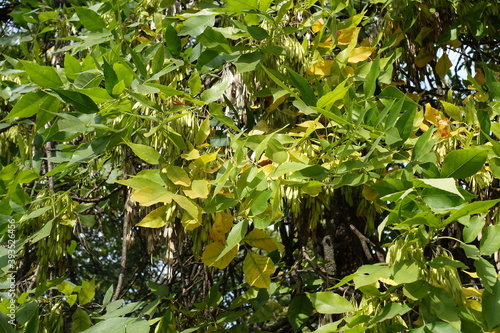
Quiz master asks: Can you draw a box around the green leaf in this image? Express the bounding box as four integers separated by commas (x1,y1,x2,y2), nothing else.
20,60,63,88
483,63,500,101
412,126,438,163
54,89,99,114
364,56,380,97
480,223,500,255
198,27,232,53
288,295,313,332
482,278,500,331
414,178,464,199
248,26,269,40
250,190,272,215
243,252,275,288
16,300,38,325
103,59,118,96
126,142,165,164
74,71,103,89
78,317,127,332
204,195,238,213
201,80,229,104
225,0,259,11
392,260,420,284
72,308,92,333
461,216,485,243
165,24,182,57
369,303,411,325
217,220,248,261
30,220,53,244
474,257,497,293
392,107,416,146
64,53,82,81
179,15,216,37
3,91,60,120
287,68,317,106
440,149,488,179
79,278,95,305
443,199,500,225
235,52,264,73
428,256,468,269
74,6,106,31
188,70,202,95
316,79,349,109
307,292,354,314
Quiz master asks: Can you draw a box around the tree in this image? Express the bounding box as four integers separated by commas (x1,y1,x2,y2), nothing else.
1,0,500,331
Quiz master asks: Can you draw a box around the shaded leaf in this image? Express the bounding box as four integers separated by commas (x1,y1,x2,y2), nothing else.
440,149,488,179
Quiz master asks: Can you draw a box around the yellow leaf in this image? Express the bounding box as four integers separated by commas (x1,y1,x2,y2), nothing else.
296,120,325,129
362,185,378,201
202,242,238,269
415,48,433,68
243,252,275,289
315,36,333,48
436,53,452,80
337,27,360,45
462,287,483,298
436,116,451,138
181,149,200,160
166,165,191,187
306,60,334,76
131,187,173,206
466,299,482,311
312,18,324,33
463,271,479,279
136,205,169,228
474,68,486,86
344,65,355,78
424,103,439,124
348,47,375,63
183,179,210,199
378,277,398,286
244,229,278,252
209,212,234,244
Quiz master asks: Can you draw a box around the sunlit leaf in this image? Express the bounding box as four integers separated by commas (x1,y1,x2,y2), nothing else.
348,47,376,63
136,205,169,228
243,229,278,252
209,212,234,243
20,60,63,88
307,292,354,314
166,165,191,187
243,252,275,288
183,179,210,199
202,242,238,269
131,187,173,206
